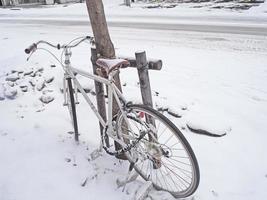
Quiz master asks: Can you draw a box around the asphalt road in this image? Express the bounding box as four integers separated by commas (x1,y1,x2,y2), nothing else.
1,18,267,36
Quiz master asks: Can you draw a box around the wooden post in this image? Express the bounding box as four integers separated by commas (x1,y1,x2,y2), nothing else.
120,57,162,71
91,48,109,147
135,51,158,141
125,0,131,6
135,51,153,108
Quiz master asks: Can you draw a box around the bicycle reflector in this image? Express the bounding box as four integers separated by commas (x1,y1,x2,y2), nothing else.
139,112,145,118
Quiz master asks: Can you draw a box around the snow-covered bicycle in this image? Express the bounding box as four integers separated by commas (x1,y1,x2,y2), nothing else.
25,36,200,198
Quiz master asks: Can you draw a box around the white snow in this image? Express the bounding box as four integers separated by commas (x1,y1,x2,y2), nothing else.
249,0,267,14
3,84,17,99
5,72,20,82
186,113,232,136
0,1,267,200
0,84,5,100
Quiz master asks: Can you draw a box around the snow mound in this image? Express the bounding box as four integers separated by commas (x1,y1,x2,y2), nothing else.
0,67,56,103
186,114,231,137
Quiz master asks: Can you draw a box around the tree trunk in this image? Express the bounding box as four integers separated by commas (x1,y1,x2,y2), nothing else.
86,0,125,159
86,0,115,58
86,0,122,113
125,0,131,6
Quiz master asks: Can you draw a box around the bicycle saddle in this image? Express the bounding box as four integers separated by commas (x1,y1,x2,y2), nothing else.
96,58,130,77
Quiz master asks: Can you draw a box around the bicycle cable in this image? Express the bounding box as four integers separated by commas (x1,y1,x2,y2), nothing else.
36,48,65,68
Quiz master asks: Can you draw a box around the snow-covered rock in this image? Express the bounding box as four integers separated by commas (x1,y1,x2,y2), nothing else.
6,81,15,87
3,85,17,99
5,73,20,82
24,69,34,76
20,86,28,92
36,81,45,91
29,79,36,87
37,67,44,73
45,75,54,84
42,89,54,95
39,94,54,104
186,114,231,137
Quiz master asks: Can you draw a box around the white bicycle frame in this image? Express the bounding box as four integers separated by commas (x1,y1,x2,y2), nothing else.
62,48,131,146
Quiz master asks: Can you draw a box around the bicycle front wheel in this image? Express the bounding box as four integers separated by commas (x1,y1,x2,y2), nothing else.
116,104,200,198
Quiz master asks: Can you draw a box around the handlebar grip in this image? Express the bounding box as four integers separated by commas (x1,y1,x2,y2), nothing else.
25,43,37,54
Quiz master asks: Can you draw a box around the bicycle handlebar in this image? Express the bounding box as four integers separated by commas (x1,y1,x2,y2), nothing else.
25,43,37,54
24,36,94,54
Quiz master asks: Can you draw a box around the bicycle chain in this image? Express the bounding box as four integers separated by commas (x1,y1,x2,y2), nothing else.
101,128,147,156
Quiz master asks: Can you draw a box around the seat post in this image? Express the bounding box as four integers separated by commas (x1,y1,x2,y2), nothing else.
108,69,119,81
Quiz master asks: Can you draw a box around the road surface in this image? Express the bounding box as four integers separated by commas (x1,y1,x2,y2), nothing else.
0,17,267,36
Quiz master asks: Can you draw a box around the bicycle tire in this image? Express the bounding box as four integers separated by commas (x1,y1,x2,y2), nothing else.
66,78,79,141
116,104,200,198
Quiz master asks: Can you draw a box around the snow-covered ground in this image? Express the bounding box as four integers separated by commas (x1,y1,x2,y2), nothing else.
0,0,267,22
1,1,267,200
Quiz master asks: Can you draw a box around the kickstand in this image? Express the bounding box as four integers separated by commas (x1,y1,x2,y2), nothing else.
116,162,139,190
123,163,139,192
90,144,103,161
119,163,153,200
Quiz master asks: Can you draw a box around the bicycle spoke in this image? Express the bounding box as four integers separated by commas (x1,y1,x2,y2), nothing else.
146,160,150,179
161,162,190,189
171,148,185,151
169,142,182,148
163,134,175,145
156,119,161,135
149,160,153,181
168,157,192,167
161,161,183,192
171,156,190,159
164,158,193,178
158,164,171,192
158,126,168,139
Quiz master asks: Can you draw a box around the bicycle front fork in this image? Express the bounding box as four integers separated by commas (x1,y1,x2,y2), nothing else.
63,73,79,106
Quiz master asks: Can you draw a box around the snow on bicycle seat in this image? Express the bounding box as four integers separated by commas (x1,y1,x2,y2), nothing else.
96,58,130,76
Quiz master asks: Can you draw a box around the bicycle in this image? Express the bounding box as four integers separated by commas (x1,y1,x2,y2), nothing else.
25,36,200,198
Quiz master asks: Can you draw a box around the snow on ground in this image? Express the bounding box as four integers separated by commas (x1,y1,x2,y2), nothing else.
0,0,267,24
1,1,267,200
249,0,267,14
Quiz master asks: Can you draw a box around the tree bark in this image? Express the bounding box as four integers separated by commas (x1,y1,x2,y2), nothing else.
86,0,115,58
125,0,131,6
86,0,123,113
86,0,125,159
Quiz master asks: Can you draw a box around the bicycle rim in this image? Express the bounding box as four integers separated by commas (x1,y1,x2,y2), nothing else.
116,104,200,198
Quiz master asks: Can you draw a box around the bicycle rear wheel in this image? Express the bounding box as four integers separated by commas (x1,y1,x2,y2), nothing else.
66,78,79,141
116,104,200,198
